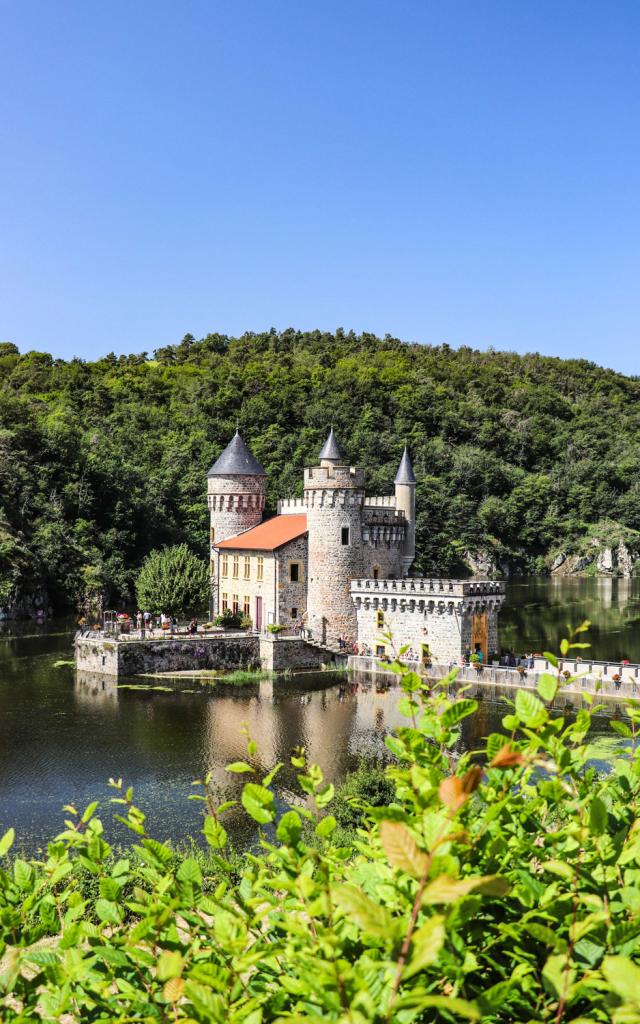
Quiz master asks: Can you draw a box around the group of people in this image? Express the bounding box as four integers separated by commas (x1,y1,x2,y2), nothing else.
132,612,199,636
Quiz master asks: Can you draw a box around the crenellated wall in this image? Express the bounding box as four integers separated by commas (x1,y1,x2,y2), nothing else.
351,578,506,662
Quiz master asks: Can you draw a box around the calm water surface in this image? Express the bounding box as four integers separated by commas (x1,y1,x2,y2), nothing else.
0,576,633,851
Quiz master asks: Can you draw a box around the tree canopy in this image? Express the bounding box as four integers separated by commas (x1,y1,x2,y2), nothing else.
1,329,639,611
135,544,210,617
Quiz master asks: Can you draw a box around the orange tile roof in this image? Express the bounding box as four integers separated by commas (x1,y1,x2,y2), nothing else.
215,514,307,552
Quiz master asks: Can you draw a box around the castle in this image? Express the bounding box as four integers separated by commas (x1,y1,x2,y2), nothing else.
208,430,504,662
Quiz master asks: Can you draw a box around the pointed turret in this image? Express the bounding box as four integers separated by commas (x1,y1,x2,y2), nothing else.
318,428,344,464
394,446,416,576
394,446,416,485
207,430,266,477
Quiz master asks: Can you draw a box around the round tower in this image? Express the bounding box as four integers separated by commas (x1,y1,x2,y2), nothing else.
394,446,417,577
304,429,365,646
207,429,267,564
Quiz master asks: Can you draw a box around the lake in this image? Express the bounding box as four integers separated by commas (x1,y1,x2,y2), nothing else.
0,575,634,851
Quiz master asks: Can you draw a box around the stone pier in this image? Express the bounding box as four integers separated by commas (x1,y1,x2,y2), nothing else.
74,630,346,677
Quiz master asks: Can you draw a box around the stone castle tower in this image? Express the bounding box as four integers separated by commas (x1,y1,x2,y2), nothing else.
207,429,267,559
304,429,366,646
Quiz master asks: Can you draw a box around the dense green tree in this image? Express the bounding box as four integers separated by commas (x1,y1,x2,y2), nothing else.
1,329,640,611
135,544,210,616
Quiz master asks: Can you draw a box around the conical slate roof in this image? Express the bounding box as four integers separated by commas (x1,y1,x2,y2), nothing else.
394,446,416,485
207,431,266,477
319,428,343,462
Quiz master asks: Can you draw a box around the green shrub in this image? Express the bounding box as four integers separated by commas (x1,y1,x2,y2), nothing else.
3,623,640,1021
213,608,243,628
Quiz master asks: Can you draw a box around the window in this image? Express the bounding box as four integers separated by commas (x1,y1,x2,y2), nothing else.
375,644,385,658
243,596,250,617
290,562,300,582
222,593,228,612
372,566,379,580
221,555,228,577
232,595,239,615
291,607,298,620
376,610,385,630
244,556,251,579
257,556,264,581
341,527,350,546
232,555,239,579
210,527,215,543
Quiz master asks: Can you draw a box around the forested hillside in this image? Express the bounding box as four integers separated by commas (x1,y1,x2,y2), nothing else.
1,329,640,614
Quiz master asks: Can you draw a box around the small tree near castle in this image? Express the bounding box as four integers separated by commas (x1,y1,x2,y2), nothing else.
135,544,209,617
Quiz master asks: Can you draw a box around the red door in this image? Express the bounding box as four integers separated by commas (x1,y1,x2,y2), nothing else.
255,597,263,632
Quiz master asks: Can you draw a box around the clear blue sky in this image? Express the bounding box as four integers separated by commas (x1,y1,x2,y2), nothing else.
1,1,639,373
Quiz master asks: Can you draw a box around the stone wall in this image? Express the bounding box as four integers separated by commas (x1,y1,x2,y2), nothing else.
276,536,308,628
259,635,346,672
351,578,505,662
75,633,260,677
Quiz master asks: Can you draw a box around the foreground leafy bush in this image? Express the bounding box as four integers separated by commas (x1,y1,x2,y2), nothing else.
3,626,640,1021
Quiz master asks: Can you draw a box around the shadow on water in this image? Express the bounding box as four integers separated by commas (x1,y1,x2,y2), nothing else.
0,587,635,852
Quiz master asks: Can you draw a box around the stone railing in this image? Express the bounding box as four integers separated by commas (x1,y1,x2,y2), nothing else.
348,655,640,703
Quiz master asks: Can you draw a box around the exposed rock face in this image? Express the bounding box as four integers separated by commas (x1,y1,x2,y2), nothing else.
617,542,635,577
463,550,501,578
551,541,638,577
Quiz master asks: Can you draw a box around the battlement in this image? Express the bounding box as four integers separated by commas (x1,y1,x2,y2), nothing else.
364,495,397,509
277,498,306,515
304,464,365,489
350,578,506,597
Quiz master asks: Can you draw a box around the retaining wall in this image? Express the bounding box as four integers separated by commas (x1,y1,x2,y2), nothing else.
75,633,260,677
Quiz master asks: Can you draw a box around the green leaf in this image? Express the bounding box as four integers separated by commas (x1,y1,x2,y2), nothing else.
241,782,275,824
423,874,509,904
537,674,558,702
177,857,202,886
81,800,99,823
276,810,302,845
404,914,445,978
379,821,428,878
515,688,546,726
316,815,336,837
589,795,608,835
602,955,640,1004
203,816,227,850
333,883,394,938
396,993,480,1019
542,953,575,999
315,782,335,808
13,859,34,891
157,950,184,981
441,699,478,729
543,652,559,667
0,828,15,858
610,720,632,738
262,761,284,786
95,898,122,925
226,761,253,774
